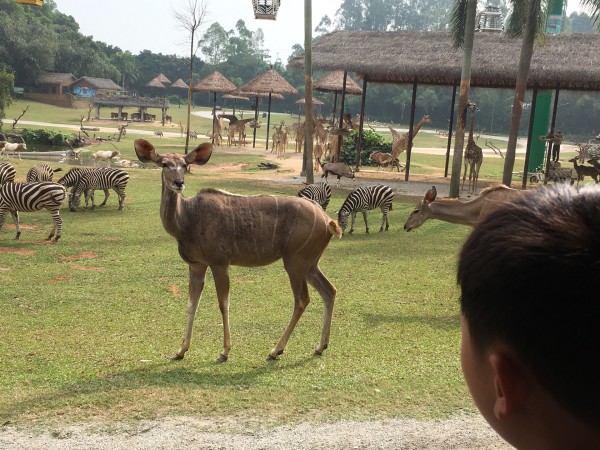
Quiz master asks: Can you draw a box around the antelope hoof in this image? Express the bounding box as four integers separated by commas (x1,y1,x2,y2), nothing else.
15,232,21,240
267,349,284,361
171,353,185,361
215,354,228,363
314,344,328,356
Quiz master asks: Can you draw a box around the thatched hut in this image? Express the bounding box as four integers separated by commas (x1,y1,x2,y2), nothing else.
235,70,298,149
193,71,238,144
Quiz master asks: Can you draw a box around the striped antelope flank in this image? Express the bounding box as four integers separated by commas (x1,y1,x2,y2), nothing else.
26,163,62,182
0,162,16,185
70,168,129,211
297,181,332,210
134,138,341,362
0,182,67,242
338,185,395,234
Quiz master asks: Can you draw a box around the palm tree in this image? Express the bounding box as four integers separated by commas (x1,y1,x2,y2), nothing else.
448,0,478,198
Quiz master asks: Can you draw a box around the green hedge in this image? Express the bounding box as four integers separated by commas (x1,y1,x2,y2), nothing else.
21,128,74,146
339,129,392,166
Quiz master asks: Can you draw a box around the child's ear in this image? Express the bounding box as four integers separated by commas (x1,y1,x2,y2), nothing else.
489,352,528,420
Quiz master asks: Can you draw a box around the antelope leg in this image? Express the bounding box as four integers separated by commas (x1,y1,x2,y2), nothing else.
211,265,232,363
173,264,207,360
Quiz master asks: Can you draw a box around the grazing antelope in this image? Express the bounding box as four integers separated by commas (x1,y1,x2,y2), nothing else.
404,185,523,231
134,138,341,362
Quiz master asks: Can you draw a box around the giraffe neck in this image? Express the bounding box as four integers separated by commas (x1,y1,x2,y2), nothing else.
412,116,427,138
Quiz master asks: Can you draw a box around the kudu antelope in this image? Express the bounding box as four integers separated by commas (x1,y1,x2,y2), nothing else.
404,184,523,231
134,139,341,362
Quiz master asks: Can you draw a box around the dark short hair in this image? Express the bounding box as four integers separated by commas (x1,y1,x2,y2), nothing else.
458,184,600,426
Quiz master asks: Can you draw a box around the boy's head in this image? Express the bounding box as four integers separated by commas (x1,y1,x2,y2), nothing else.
457,184,600,445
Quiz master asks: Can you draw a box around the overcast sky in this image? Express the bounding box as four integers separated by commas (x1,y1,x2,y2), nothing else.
53,0,342,63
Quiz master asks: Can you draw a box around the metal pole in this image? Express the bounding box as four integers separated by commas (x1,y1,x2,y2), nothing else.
335,71,348,162
404,81,418,181
302,0,314,180
266,92,272,151
543,87,560,184
355,77,368,171
444,84,457,177
253,96,259,148
522,86,539,190
211,91,216,145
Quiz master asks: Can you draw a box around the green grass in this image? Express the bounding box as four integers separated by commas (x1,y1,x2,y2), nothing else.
0,153,476,428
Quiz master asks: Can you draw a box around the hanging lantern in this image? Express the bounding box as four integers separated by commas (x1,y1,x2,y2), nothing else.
16,0,43,5
477,5,503,32
252,0,280,20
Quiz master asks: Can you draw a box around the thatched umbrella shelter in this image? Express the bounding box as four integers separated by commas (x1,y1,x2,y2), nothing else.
144,77,167,122
290,31,600,184
193,71,237,144
295,96,324,119
155,73,172,84
223,93,250,116
235,69,298,149
170,78,189,108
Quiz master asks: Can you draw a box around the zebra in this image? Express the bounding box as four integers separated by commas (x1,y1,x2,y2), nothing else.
297,181,332,210
0,182,67,242
26,163,62,182
0,162,16,185
337,185,394,234
70,168,129,211
58,168,112,208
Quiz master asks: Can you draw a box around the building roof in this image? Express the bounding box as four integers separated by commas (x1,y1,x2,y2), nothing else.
72,76,124,90
289,31,600,91
36,72,77,85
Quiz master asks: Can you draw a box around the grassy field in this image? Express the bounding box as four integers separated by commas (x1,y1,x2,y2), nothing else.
0,148,476,429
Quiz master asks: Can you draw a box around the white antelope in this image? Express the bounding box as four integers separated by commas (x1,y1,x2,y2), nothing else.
134,138,341,362
404,185,523,231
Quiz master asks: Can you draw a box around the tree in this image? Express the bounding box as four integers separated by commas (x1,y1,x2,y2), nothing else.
448,0,478,197
201,22,229,65
0,67,15,129
173,0,208,154
111,50,139,90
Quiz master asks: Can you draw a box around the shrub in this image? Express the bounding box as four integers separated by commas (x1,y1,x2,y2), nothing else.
339,129,392,166
21,128,73,146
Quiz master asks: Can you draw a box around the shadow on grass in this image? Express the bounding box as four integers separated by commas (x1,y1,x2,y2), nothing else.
361,311,460,331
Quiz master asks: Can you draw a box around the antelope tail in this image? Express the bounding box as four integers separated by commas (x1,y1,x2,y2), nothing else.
328,219,343,238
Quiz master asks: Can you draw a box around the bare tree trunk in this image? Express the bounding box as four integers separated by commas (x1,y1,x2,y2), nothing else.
302,0,314,182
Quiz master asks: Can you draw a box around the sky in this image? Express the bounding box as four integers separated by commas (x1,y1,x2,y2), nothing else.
53,0,343,63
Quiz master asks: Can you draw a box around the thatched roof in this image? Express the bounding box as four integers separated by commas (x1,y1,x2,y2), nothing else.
156,73,172,84
289,31,600,91
73,76,123,90
295,96,325,105
223,93,250,100
193,71,237,93
236,69,298,95
36,72,76,85
145,77,165,88
171,78,189,89
231,89,285,99
313,71,363,94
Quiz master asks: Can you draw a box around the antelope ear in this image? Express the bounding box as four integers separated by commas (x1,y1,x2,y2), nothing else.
425,186,437,203
186,142,212,165
134,139,160,164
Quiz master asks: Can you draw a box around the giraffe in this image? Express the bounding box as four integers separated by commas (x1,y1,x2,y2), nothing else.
387,114,432,170
462,103,483,195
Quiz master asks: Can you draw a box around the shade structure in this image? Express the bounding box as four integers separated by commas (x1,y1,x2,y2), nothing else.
171,78,189,89
223,93,250,115
296,96,324,119
193,71,238,145
145,77,165,88
236,70,298,149
155,73,172,84
313,71,362,95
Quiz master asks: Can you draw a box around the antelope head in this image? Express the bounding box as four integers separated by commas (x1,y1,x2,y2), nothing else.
404,186,437,232
134,138,212,193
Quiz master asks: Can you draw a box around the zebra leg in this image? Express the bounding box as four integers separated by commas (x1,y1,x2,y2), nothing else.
349,211,357,234
46,210,62,242
380,210,388,232
100,188,110,206
0,208,19,239
115,187,125,210
362,211,369,233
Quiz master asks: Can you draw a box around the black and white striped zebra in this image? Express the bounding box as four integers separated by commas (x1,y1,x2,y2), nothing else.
337,185,394,234
70,168,129,211
57,168,112,208
0,162,16,185
297,181,332,210
0,182,67,242
26,163,62,182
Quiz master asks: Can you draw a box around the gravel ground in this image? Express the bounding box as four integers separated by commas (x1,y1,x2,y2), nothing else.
0,415,513,449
